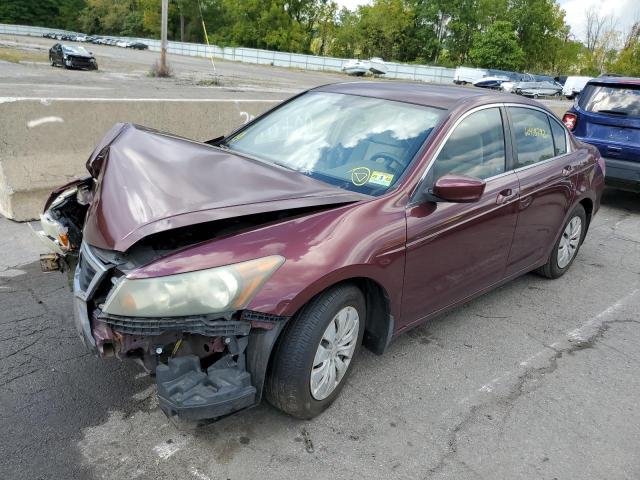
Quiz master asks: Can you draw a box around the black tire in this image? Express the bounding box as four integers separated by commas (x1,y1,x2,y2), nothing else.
536,204,587,279
50,56,55,67
265,284,366,419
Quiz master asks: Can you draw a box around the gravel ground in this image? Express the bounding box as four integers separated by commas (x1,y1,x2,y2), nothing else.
1,188,639,480
0,33,359,100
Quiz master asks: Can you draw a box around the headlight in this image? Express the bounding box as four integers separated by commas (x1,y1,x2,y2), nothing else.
102,255,285,317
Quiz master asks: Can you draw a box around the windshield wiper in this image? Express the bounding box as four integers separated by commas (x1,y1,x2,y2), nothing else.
597,109,629,116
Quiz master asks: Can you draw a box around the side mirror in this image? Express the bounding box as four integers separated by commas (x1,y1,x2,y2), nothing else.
430,174,486,203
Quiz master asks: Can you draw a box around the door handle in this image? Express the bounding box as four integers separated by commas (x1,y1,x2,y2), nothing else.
562,165,573,176
496,188,517,205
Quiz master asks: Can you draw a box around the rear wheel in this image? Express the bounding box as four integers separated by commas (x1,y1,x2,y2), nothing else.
536,204,586,279
265,284,365,419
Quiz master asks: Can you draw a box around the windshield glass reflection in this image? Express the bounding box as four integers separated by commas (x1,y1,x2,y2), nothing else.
225,92,444,196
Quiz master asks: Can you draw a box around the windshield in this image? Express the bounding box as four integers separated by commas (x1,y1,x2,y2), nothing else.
63,45,90,55
224,92,443,196
579,84,640,116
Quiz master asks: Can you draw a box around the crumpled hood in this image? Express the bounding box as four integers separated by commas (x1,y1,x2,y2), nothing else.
83,123,367,252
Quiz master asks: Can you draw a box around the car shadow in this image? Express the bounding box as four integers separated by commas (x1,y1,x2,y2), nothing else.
600,187,640,214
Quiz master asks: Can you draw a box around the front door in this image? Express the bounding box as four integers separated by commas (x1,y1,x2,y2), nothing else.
504,106,575,275
402,107,520,327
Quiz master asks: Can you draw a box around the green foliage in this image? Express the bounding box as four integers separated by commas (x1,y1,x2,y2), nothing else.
611,39,640,76
469,21,524,70
1,0,638,76
0,0,86,31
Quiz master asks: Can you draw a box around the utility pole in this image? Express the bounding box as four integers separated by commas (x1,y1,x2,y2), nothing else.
160,0,168,74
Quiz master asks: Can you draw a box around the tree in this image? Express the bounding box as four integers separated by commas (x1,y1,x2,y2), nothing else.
585,7,611,53
510,0,568,72
0,0,86,30
610,22,640,76
469,21,524,70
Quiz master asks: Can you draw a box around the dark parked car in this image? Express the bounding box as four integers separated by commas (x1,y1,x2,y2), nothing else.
563,77,640,191
49,43,98,70
37,83,604,421
127,41,149,50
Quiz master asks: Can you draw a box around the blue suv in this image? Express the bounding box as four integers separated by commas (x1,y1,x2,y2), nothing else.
562,77,640,192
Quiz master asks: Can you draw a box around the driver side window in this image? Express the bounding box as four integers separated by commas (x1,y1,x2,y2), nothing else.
430,108,506,181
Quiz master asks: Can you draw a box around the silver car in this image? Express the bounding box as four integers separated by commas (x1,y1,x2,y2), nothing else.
514,81,563,98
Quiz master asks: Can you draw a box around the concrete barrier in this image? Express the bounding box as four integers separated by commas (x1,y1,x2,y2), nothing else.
0,97,570,222
0,98,279,221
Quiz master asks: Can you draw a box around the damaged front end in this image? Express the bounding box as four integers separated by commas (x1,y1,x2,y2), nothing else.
70,241,289,420
35,177,93,274
36,122,366,421
36,179,297,421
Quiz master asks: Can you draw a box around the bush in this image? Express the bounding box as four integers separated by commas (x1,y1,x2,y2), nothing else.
148,59,172,78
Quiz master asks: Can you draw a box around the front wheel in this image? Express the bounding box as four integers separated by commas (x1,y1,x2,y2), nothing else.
265,284,365,419
536,204,586,279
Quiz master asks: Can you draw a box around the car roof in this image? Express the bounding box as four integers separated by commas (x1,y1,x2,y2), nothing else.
588,76,640,86
313,81,539,110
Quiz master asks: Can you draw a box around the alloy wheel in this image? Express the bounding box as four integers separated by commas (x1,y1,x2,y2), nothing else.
310,306,359,401
557,216,582,268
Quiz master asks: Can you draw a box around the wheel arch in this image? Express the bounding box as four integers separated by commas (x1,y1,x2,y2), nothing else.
286,276,395,356
578,196,594,235
542,193,595,265
251,276,394,405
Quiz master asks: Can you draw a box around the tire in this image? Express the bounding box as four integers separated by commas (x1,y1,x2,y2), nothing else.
536,204,587,279
50,56,55,67
265,284,366,419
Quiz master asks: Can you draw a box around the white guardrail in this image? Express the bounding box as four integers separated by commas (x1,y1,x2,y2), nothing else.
0,22,457,84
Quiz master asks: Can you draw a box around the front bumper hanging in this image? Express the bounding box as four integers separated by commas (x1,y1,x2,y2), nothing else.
156,337,256,420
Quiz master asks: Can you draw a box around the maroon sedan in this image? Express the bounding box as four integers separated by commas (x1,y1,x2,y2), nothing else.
37,82,604,420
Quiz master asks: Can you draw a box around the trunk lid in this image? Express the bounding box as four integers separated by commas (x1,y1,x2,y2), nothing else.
82,123,368,252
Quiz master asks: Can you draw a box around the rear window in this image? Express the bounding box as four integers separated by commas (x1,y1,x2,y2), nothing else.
579,84,640,116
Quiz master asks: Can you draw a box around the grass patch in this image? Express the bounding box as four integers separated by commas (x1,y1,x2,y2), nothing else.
0,47,47,63
197,76,223,86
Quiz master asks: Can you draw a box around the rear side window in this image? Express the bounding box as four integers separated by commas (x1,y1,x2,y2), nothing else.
549,118,567,156
579,84,640,116
509,107,555,167
430,108,506,181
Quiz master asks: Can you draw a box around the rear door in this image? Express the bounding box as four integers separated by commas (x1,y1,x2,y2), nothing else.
505,106,577,275
573,82,640,163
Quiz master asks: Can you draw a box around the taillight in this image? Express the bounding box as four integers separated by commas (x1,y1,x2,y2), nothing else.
562,112,577,131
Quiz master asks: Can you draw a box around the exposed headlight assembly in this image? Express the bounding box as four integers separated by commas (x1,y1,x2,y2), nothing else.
102,255,285,318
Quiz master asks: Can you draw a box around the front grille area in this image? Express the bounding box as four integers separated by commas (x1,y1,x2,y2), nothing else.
98,314,252,337
69,55,94,68
76,243,113,300
77,254,97,291
241,310,287,323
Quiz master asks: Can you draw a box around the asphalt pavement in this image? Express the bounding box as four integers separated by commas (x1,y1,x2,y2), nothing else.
1,188,639,480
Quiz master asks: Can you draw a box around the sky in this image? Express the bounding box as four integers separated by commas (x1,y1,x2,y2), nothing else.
335,0,639,43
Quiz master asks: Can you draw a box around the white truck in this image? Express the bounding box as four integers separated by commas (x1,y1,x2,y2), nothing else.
453,66,488,85
562,76,593,99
